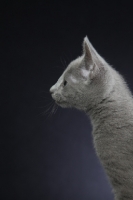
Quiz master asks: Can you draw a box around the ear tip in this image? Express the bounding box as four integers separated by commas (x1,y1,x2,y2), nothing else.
84,36,89,43
82,36,90,54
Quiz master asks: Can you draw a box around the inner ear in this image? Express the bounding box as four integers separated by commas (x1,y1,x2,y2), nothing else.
83,37,94,70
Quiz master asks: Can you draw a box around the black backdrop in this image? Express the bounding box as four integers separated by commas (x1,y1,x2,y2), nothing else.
1,1,133,200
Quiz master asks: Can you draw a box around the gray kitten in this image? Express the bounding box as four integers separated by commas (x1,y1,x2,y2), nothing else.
50,37,133,200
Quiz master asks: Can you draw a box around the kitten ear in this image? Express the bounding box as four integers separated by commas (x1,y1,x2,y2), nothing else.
83,36,106,65
83,36,94,68
81,36,96,80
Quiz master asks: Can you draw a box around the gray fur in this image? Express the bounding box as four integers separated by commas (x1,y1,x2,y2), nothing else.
50,37,133,200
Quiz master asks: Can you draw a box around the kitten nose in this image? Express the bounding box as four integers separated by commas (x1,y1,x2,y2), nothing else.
49,88,53,94
49,86,55,94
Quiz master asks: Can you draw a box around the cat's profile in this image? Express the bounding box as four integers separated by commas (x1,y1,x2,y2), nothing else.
50,36,133,200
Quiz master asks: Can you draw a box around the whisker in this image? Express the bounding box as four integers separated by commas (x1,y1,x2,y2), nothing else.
36,101,53,118
39,101,54,108
46,102,55,119
36,92,58,119
44,102,54,112
52,104,56,115
63,53,70,64
53,103,58,115
52,103,57,115
62,57,67,68
44,109,53,119
60,57,67,70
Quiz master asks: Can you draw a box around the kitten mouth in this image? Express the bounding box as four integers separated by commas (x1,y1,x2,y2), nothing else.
56,100,65,105
51,94,67,107
55,100,67,107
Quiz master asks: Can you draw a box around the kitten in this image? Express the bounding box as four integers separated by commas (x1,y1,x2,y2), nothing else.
50,37,133,200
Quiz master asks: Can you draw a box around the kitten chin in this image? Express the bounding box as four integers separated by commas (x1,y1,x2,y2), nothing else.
56,101,70,108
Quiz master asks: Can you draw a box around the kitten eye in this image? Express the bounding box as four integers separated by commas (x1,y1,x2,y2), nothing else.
63,80,67,86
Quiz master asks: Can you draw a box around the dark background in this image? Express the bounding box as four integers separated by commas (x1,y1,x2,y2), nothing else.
1,1,133,200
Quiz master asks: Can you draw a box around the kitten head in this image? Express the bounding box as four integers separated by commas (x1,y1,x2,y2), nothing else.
50,37,110,111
